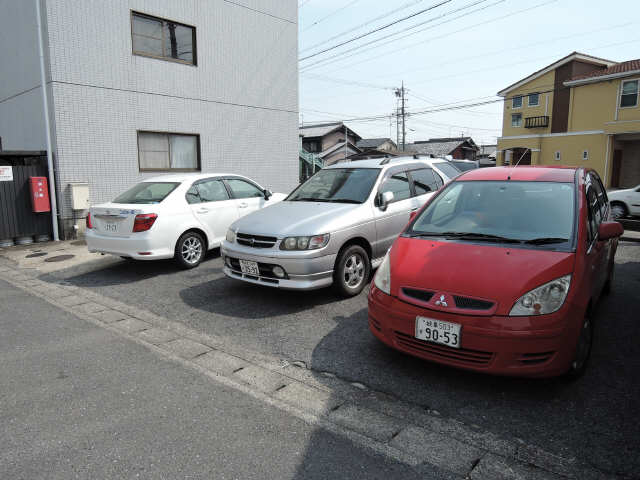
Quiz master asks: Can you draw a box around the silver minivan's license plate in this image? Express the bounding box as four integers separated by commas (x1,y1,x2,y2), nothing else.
239,259,260,276
415,317,461,349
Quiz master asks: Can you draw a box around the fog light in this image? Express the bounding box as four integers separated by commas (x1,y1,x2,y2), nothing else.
272,266,285,278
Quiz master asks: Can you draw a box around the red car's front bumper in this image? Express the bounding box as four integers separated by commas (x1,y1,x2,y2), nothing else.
368,285,584,378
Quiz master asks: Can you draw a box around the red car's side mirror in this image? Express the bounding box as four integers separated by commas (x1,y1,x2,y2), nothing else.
409,211,417,221
598,221,624,240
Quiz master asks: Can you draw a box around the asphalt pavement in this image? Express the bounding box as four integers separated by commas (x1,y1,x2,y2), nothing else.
0,278,452,480
3,240,640,478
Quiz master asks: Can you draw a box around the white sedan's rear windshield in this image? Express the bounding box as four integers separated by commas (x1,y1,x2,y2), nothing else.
113,182,180,204
408,181,576,247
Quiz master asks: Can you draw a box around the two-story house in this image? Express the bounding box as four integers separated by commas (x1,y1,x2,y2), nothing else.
0,0,298,238
496,52,640,188
299,122,362,166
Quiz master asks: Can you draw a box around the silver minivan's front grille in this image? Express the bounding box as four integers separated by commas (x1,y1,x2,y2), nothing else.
236,232,277,249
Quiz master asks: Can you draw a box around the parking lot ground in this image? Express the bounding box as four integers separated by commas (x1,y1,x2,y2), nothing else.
1,240,639,478
1,278,458,480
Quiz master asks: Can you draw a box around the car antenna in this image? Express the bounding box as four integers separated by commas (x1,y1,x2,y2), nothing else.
508,148,530,180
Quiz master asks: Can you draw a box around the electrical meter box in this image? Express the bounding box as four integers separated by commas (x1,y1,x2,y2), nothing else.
69,183,90,210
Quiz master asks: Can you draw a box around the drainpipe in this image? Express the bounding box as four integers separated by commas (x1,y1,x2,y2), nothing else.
35,0,59,241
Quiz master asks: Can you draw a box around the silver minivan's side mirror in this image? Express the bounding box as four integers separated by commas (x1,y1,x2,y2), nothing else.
379,191,394,211
263,189,272,200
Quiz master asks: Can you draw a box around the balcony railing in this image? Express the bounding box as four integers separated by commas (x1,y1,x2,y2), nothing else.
524,116,549,128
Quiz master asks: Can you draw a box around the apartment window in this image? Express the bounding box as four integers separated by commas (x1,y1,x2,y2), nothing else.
582,150,589,161
554,151,561,161
511,113,522,127
620,80,638,107
138,132,200,171
528,93,539,106
512,96,523,108
131,12,196,65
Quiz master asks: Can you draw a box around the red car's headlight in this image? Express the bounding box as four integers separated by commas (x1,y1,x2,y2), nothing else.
509,274,572,316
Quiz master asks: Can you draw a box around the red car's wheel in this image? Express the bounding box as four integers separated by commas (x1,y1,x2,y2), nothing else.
565,315,593,379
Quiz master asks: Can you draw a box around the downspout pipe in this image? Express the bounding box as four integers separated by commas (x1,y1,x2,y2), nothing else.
35,0,59,241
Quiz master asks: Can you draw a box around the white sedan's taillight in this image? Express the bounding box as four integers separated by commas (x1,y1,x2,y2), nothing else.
86,212,93,229
132,213,158,232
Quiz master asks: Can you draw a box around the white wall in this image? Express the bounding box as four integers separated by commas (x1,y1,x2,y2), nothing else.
0,0,47,150
43,0,298,226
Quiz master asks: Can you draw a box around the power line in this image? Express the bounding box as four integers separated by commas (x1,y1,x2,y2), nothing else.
299,0,428,53
301,73,394,91
373,21,635,80
304,0,555,73
302,0,362,32
299,0,451,62
300,0,501,72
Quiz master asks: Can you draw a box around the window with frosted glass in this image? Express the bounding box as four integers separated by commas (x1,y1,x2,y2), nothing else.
138,132,200,171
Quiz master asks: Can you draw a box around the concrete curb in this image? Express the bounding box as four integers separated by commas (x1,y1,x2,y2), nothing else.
0,258,615,480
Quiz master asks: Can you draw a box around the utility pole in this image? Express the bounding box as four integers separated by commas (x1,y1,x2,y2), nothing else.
394,82,407,151
401,81,406,151
344,123,348,161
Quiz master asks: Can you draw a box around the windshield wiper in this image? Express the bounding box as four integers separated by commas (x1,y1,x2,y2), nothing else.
326,198,361,204
523,237,569,245
289,197,332,202
408,231,521,243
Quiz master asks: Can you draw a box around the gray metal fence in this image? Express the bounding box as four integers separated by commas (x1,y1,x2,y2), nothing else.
0,151,53,245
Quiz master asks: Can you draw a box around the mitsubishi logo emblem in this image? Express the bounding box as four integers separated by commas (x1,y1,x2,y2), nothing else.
434,294,448,307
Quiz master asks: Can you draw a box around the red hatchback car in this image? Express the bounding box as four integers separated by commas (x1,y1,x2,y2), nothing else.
368,166,623,378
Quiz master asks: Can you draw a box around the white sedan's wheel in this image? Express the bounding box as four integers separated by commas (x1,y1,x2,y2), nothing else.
611,203,627,219
175,232,204,269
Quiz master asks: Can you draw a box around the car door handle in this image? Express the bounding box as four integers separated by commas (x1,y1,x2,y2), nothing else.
239,202,248,208
197,208,209,214
411,207,419,212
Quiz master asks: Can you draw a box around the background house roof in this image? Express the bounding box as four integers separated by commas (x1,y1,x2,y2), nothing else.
356,138,396,149
567,58,640,83
404,137,478,157
299,122,362,141
403,140,462,157
496,51,616,96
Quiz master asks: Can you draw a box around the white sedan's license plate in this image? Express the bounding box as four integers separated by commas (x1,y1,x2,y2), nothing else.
104,222,118,233
415,317,461,349
239,259,260,276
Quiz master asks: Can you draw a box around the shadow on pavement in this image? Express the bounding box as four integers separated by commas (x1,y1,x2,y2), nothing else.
39,250,222,287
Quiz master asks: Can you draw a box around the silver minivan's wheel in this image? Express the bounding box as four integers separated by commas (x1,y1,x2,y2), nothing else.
611,203,627,219
565,315,593,380
333,245,370,297
175,232,204,269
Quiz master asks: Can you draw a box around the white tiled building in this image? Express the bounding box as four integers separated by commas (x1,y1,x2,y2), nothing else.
0,0,298,237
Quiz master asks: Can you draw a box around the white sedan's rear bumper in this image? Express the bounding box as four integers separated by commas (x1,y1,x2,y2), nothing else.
85,229,174,260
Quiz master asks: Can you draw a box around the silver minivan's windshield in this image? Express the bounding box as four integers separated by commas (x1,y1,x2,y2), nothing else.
407,181,576,247
113,182,180,204
287,168,380,204
433,162,461,179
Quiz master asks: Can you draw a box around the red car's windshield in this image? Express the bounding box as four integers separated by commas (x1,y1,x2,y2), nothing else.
407,180,576,248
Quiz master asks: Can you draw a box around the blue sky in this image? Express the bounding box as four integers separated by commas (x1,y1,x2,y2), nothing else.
298,0,640,146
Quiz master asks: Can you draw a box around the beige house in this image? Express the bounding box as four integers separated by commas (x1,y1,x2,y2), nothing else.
496,52,640,188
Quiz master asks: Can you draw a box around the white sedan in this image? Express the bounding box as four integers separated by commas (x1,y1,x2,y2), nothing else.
608,184,640,219
86,173,285,268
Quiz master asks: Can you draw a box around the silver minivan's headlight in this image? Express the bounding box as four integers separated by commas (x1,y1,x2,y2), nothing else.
509,274,572,316
373,250,391,295
226,229,236,243
280,234,330,250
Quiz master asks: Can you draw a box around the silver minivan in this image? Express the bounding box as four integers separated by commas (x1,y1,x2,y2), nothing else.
221,157,459,296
